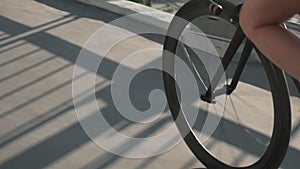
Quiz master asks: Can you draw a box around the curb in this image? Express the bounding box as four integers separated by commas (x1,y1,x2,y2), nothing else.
77,0,173,31
77,0,260,62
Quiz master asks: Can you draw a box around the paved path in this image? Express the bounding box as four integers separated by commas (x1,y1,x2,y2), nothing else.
0,0,204,169
0,0,299,169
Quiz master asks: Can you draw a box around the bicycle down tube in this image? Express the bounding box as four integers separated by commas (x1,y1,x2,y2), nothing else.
201,26,250,103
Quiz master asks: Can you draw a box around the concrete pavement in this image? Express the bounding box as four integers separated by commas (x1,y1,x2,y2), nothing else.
0,0,203,168
0,0,299,169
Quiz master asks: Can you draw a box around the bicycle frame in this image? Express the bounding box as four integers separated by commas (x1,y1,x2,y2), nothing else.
200,0,300,103
201,25,300,103
163,0,297,168
201,26,248,102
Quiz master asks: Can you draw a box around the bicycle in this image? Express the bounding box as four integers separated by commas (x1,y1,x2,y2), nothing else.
162,0,300,168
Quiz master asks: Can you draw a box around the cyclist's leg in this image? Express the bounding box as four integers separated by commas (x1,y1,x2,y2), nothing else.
240,0,300,80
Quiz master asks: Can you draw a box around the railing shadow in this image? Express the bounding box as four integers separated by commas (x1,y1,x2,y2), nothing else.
0,0,299,169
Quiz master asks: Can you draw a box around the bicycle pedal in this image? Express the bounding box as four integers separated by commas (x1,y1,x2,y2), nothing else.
200,94,216,104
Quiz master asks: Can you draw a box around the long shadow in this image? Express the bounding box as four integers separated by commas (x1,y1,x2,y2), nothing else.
0,62,72,101
0,84,173,169
0,119,90,169
0,55,56,83
0,2,131,168
0,41,28,54
34,0,120,22
0,10,171,168
0,48,41,67
3,88,298,169
0,72,106,148
0,16,80,48
0,14,75,43
34,0,165,44
0,0,118,45
0,15,134,80
0,66,87,118
0,1,299,169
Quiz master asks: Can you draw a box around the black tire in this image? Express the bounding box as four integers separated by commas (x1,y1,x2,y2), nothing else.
292,77,300,94
163,0,291,168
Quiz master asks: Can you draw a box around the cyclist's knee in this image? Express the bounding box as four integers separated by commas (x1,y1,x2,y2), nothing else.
239,7,256,41
239,0,268,41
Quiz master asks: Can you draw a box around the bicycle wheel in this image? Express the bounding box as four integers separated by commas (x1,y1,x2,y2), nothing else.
163,0,291,168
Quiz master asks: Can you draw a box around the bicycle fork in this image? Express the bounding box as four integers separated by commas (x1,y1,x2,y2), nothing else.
201,27,253,103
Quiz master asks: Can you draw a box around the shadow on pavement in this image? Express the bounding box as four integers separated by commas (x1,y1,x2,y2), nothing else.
0,0,299,169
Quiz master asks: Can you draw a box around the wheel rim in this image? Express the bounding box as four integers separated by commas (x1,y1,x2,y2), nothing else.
163,15,283,168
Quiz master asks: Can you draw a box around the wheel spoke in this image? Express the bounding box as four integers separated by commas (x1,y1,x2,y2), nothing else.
179,40,208,91
228,95,269,146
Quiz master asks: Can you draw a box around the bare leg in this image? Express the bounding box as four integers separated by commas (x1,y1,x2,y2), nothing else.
240,0,300,80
